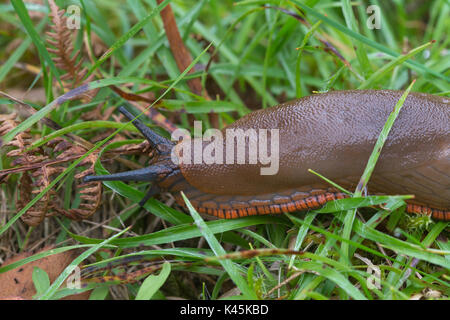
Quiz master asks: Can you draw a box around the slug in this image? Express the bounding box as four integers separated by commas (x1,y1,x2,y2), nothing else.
84,90,450,221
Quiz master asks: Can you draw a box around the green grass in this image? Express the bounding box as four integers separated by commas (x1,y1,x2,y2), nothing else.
0,0,448,300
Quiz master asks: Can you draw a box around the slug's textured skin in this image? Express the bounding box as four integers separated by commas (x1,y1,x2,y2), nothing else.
85,90,450,220
168,90,450,220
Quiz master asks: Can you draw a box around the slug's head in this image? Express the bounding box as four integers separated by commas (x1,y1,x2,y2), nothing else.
83,106,177,206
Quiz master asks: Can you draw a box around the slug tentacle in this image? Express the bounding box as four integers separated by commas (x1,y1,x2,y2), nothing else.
83,106,178,206
83,165,173,183
118,106,174,155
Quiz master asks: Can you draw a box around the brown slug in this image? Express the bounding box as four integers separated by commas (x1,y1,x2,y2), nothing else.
84,90,450,221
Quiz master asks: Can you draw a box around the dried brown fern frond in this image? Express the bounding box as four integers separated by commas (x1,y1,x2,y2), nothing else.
0,114,103,226
0,113,36,165
15,141,102,226
20,138,102,226
1,113,52,226
1,107,155,226
18,169,53,226
46,0,88,90
49,139,103,221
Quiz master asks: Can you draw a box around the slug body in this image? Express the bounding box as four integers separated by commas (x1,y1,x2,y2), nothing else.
84,90,450,220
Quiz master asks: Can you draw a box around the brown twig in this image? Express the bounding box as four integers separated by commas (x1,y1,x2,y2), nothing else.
157,0,206,97
156,0,219,128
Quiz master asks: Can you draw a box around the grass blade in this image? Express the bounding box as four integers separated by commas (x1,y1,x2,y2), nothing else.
135,262,171,300
38,227,129,300
290,0,449,82
341,81,416,263
181,192,256,299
